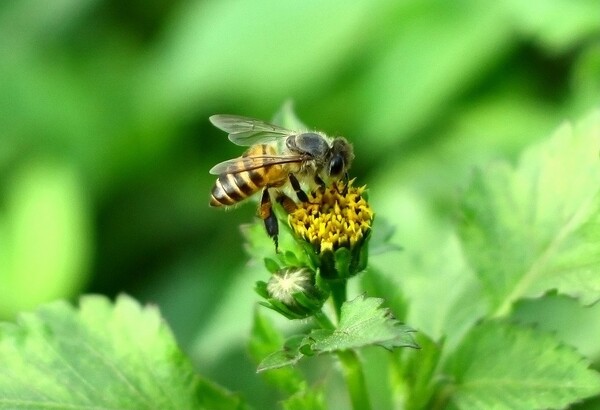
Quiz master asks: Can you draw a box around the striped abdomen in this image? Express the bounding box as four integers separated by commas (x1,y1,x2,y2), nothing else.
210,144,287,207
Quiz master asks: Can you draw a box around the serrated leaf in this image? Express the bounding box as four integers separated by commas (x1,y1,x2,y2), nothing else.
0,294,246,410
309,295,418,353
512,293,600,361
256,294,417,371
249,309,304,394
444,321,600,410
460,110,600,316
360,267,408,322
257,335,306,372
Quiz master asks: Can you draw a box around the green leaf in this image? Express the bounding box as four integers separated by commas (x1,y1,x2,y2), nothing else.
444,321,600,410
459,110,600,316
309,295,418,352
0,294,246,410
271,100,309,130
360,267,408,321
263,258,281,274
257,296,417,370
572,45,600,113
257,335,306,372
369,217,402,255
241,222,276,262
142,0,401,116
0,161,91,317
333,247,352,278
392,333,443,410
281,384,326,410
502,0,600,52
248,309,304,394
353,0,513,150
370,187,487,349
512,293,600,361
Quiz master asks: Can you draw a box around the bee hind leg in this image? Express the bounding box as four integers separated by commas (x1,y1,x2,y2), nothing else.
276,193,298,214
259,188,279,251
289,173,309,202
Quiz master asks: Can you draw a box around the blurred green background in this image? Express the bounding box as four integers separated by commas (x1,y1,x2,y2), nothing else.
1,0,599,407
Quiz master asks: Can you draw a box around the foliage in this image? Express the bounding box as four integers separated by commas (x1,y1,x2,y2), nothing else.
0,295,246,409
1,0,600,409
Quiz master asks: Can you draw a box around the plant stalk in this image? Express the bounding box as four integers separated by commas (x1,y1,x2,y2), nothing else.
329,280,347,321
314,310,335,330
337,349,372,410
327,279,371,410
429,384,453,410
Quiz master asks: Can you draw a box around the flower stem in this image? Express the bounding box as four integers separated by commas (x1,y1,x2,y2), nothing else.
327,280,371,410
429,383,454,410
314,310,335,330
329,280,347,321
337,349,372,410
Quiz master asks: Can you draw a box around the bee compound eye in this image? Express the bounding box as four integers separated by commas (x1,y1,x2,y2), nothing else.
329,156,344,177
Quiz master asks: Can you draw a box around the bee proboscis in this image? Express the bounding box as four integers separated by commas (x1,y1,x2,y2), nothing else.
209,114,354,250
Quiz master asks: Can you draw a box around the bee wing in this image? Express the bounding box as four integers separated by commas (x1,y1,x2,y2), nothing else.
210,114,296,146
209,154,306,175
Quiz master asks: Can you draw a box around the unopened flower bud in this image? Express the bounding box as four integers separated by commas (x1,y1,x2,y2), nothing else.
255,267,328,319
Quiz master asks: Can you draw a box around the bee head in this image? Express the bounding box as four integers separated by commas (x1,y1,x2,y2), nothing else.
327,138,354,179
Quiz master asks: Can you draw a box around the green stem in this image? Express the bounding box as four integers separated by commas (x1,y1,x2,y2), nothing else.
337,350,372,410
329,280,347,321
319,281,370,410
388,351,408,408
313,310,335,330
429,383,453,410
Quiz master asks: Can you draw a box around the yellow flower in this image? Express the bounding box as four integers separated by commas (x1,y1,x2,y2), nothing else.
289,180,374,254
288,180,374,280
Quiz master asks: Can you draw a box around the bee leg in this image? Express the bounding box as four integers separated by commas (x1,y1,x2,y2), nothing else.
276,193,298,214
289,173,309,202
314,175,326,193
341,172,350,195
259,188,279,251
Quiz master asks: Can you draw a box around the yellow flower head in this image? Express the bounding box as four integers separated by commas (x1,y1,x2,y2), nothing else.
288,179,374,254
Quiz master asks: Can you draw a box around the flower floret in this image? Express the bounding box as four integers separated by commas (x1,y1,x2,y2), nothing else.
288,179,373,254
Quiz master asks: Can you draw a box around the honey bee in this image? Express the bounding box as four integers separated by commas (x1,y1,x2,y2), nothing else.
209,114,354,249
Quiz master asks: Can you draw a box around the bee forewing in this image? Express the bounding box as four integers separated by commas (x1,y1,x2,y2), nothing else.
209,155,306,175
209,158,239,175
210,114,296,146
